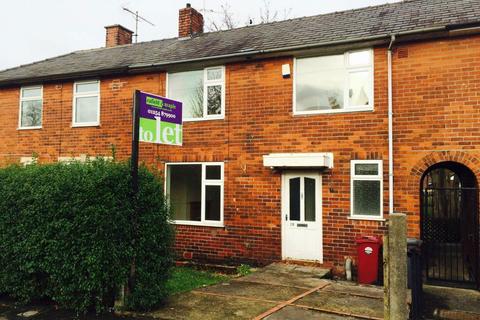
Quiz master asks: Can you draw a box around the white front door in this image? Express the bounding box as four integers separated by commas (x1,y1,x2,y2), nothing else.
281,172,323,262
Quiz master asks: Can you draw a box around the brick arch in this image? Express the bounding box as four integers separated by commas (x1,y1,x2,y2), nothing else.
408,151,480,190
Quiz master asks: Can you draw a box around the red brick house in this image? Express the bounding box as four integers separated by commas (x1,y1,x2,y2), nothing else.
0,0,479,289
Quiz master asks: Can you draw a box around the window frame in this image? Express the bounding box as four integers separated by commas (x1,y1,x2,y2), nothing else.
166,66,225,122
293,49,374,115
72,80,101,127
18,85,43,130
350,160,384,220
165,162,224,227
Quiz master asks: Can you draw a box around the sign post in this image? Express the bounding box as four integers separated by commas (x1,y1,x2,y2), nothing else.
127,90,182,297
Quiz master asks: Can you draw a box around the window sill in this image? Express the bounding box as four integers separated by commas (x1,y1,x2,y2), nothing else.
171,220,224,228
72,123,100,128
17,126,42,130
348,216,385,222
183,116,225,123
293,107,374,116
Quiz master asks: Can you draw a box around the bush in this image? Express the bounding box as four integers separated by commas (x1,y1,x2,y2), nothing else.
0,160,174,313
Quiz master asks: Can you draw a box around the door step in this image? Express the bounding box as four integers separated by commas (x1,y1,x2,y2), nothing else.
280,260,332,279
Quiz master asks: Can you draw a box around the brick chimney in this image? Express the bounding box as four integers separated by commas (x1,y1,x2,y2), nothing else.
105,25,134,48
178,3,204,38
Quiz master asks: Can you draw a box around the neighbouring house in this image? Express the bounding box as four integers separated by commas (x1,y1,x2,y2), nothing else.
0,0,479,289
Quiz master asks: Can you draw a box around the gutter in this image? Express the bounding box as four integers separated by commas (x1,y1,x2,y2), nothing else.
129,26,447,70
387,35,396,215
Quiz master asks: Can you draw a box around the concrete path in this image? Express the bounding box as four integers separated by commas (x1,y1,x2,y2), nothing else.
423,285,480,320
148,263,384,320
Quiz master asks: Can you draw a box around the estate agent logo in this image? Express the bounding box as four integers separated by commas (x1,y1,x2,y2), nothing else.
138,92,183,146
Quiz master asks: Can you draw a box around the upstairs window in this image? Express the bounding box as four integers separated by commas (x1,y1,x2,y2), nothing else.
167,67,225,121
19,86,42,129
295,49,373,114
73,80,100,126
351,160,383,219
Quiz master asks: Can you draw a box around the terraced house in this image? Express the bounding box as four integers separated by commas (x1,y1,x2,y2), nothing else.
0,0,479,289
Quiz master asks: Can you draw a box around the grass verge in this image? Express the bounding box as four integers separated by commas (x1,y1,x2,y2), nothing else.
166,267,230,295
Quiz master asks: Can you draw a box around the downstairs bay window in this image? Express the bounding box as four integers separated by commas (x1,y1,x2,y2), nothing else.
294,49,373,114
350,160,383,220
166,163,224,226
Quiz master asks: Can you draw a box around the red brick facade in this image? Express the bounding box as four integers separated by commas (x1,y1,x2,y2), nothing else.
1,34,479,272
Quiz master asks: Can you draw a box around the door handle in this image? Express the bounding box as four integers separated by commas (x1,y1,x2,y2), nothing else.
285,214,288,221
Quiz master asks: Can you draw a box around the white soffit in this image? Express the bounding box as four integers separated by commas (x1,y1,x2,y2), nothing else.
263,153,334,169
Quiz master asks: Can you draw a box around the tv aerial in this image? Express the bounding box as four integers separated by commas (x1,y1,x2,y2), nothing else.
122,7,155,43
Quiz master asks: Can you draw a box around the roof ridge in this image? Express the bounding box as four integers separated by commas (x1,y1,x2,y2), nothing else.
0,0,408,73
0,51,78,74
198,0,404,36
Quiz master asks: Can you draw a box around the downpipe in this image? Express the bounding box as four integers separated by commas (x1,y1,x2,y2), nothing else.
388,35,396,215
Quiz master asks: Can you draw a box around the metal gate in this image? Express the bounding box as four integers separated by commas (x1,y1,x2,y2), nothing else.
421,165,478,288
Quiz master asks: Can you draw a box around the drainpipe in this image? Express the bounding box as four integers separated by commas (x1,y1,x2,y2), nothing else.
388,35,396,215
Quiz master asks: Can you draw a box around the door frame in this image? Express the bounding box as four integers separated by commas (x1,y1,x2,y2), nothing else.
281,171,323,262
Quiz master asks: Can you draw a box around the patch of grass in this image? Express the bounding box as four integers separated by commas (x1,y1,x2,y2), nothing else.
236,264,252,276
166,267,229,295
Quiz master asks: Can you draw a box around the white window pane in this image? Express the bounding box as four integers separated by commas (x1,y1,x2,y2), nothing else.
168,165,202,221
289,177,301,221
168,70,204,118
207,68,222,81
21,100,42,127
22,87,41,98
206,165,221,180
296,55,345,112
75,96,98,123
304,177,316,222
205,185,221,221
355,163,379,175
353,180,381,216
348,71,370,107
76,82,99,93
349,50,371,66
207,85,222,115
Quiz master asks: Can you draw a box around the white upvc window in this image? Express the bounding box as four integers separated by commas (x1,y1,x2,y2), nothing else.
166,162,224,227
294,49,374,115
167,66,225,121
350,160,383,220
19,86,43,129
73,80,100,127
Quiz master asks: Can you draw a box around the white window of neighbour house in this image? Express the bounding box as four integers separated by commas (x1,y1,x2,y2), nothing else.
73,80,100,126
294,49,373,114
19,86,43,129
167,67,225,121
350,160,383,220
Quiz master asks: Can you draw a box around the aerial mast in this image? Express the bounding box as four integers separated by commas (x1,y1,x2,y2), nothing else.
122,7,155,43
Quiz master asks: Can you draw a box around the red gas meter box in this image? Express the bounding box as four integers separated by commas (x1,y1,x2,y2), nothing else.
356,236,382,284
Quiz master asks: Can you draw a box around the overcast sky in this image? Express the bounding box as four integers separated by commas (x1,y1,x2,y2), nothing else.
0,0,399,71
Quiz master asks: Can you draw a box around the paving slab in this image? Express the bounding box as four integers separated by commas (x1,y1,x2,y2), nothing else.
264,305,361,320
195,280,307,302
149,291,276,320
295,288,384,319
323,281,384,299
423,285,480,319
236,263,330,289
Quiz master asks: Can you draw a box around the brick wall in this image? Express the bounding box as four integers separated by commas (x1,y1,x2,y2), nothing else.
392,35,480,237
0,34,478,271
